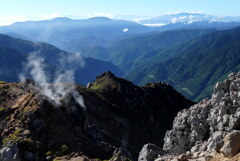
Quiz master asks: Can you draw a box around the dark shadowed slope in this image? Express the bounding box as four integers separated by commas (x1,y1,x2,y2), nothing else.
0,72,193,160
81,29,214,72
106,29,215,70
0,33,122,84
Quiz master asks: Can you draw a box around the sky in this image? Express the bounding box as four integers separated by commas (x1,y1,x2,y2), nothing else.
0,0,240,25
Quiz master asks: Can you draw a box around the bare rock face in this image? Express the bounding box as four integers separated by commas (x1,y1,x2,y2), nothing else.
138,144,163,161
220,130,240,158
109,148,129,161
163,72,240,155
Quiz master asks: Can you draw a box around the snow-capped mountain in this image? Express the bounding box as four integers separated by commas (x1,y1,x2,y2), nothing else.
137,13,240,26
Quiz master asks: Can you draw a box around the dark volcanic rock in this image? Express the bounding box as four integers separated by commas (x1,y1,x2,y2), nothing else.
86,72,193,158
0,144,20,161
0,72,193,160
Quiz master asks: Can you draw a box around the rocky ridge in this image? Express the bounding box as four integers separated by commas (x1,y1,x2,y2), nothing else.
163,72,240,154
0,72,193,161
144,72,240,161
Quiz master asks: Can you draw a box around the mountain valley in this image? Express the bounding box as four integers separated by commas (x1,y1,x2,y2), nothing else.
0,10,240,161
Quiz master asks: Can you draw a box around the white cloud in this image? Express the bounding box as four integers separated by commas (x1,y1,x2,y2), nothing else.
86,12,114,19
0,13,64,26
30,13,63,20
209,19,219,23
143,23,166,27
123,28,129,32
0,16,28,26
171,16,191,23
0,20,13,26
165,11,204,15
178,16,187,20
133,17,153,23
189,15,195,19
171,17,178,23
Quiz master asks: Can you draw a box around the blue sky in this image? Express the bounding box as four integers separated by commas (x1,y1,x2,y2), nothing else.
0,0,240,25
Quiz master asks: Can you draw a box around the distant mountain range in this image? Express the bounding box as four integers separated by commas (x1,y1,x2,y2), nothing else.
137,13,240,26
0,15,240,54
0,33,122,84
0,15,240,101
0,17,151,53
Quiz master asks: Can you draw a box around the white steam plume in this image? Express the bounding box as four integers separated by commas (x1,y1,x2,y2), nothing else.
20,51,86,109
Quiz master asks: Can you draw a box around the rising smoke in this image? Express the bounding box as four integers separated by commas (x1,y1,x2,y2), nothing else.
19,51,86,109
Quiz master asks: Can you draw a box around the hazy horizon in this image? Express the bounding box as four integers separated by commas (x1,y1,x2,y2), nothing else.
0,0,240,26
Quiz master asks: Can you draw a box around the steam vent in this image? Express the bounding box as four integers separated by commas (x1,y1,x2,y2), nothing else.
0,72,193,160
1,5,240,160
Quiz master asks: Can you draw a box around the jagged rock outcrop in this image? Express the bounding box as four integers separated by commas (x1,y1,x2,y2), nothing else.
0,72,193,161
163,72,240,157
109,148,129,161
138,144,163,161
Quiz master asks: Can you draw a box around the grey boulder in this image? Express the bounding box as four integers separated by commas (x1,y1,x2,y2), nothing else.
138,143,163,161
